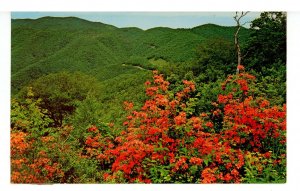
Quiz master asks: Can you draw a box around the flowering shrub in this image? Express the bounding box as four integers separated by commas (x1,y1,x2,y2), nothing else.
11,94,64,183
87,70,286,183
217,73,286,155
11,68,286,183
11,131,64,183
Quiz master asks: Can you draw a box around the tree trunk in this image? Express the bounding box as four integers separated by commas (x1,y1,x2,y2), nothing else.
235,26,242,74
234,12,249,74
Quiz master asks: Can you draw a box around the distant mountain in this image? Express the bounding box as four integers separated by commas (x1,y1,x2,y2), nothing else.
11,16,250,94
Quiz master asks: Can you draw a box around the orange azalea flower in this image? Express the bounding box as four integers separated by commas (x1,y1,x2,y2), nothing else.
206,122,214,128
237,64,245,70
201,167,217,183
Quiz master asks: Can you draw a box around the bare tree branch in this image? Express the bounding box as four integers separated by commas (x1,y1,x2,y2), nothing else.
242,50,249,59
242,21,251,26
234,11,249,74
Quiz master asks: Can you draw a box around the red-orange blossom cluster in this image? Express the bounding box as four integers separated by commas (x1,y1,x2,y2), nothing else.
82,70,286,183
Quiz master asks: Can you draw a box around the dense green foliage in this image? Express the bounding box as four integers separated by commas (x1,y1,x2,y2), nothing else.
18,72,101,127
12,16,251,128
245,12,286,72
11,12,286,184
12,17,250,93
193,38,236,81
244,12,286,105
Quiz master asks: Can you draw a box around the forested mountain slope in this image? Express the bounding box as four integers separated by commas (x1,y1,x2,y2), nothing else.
12,17,250,94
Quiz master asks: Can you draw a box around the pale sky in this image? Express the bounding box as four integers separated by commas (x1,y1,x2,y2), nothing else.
11,12,261,29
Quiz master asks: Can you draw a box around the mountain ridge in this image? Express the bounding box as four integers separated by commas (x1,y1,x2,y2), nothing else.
12,16,249,31
12,16,250,94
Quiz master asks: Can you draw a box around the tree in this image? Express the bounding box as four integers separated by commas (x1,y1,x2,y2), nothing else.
11,87,52,134
19,72,100,127
242,12,286,104
244,12,286,72
233,11,249,74
194,38,236,81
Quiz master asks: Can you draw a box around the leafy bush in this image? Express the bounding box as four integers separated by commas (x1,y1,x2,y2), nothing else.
82,70,286,183
11,88,53,135
18,72,100,127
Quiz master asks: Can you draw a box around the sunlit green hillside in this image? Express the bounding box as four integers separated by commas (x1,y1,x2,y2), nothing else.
12,16,251,126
